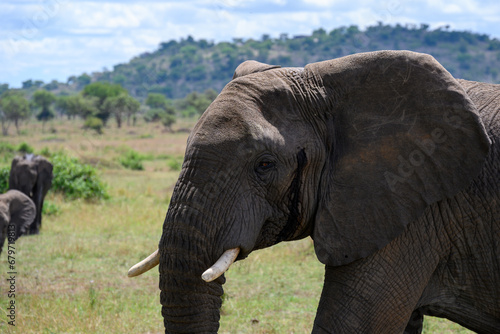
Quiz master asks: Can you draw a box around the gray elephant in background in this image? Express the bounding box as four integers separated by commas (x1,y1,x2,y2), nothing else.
0,189,36,255
130,50,500,333
9,154,53,235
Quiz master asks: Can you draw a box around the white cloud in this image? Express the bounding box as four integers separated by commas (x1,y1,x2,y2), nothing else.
303,0,341,6
1,0,500,87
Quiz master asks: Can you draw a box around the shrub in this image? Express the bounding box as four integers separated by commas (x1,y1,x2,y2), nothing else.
143,108,165,122
17,142,34,154
0,166,9,193
83,116,104,134
0,142,15,154
42,201,60,216
51,152,109,200
167,156,182,171
119,149,145,171
39,147,52,157
161,114,176,130
0,142,16,164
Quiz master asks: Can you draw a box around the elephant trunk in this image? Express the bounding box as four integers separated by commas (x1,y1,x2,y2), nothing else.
159,212,225,333
161,275,223,333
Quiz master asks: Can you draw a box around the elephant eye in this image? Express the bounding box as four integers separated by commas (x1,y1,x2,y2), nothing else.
256,160,275,174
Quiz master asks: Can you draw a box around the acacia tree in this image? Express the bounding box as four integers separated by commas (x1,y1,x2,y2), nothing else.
82,82,126,125
103,93,140,128
54,96,70,118
32,90,56,130
161,104,177,132
0,91,30,135
66,94,98,119
145,93,169,109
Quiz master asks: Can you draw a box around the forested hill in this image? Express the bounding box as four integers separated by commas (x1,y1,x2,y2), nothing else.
20,23,500,99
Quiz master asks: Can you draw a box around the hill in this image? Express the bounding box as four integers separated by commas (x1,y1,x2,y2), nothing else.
15,23,500,99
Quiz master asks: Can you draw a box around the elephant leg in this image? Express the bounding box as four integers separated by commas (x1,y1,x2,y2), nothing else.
27,184,43,235
404,308,425,334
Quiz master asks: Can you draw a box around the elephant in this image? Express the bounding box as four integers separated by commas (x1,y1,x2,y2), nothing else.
0,189,36,255
9,154,53,235
129,50,500,333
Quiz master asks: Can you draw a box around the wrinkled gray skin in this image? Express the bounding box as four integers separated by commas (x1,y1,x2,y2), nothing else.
9,154,53,235
0,189,36,255
157,51,500,333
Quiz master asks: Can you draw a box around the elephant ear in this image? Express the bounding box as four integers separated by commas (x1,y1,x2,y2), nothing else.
8,190,36,238
8,157,21,191
233,60,281,79
34,155,53,197
308,51,490,267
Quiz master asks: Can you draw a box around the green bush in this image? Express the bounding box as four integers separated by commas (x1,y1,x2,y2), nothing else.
39,147,52,157
42,201,60,216
161,114,176,130
167,156,182,171
17,142,34,154
119,149,144,171
51,152,109,200
143,108,165,122
0,142,15,154
0,166,9,193
0,143,16,164
83,116,104,134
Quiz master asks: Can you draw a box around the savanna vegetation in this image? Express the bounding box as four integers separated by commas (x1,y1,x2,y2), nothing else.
0,118,473,333
0,81,216,138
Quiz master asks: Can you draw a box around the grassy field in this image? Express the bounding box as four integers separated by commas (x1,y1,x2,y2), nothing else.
0,119,473,333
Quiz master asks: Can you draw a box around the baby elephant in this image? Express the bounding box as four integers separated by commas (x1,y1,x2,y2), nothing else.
0,189,36,255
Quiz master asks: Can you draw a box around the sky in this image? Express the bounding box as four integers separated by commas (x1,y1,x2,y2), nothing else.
1,0,500,88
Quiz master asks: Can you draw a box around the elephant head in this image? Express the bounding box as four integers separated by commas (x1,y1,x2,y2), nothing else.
0,189,36,254
129,51,490,333
9,154,53,235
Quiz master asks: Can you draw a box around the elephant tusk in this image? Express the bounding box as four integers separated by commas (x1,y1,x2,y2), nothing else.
128,249,159,277
201,248,240,282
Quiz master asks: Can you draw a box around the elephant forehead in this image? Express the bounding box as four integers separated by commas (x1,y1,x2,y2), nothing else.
190,99,283,152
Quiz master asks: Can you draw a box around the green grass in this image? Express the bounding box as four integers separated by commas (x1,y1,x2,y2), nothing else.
0,119,474,333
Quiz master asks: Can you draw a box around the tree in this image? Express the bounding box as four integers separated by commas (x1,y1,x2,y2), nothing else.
54,96,70,118
22,80,33,89
123,95,140,126
0,84,8,96
161,113,176,131
144,108,163,122
145,93,170,110
176,91,214,117
32,90,56,128
76,74,92,88
102,93,140,128
82,82,127,125
144,92,177,129
66,94,98,119
203,89,218,102
0,91,31,135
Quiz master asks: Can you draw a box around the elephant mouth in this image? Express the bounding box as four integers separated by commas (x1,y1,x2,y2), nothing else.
128,247,240,282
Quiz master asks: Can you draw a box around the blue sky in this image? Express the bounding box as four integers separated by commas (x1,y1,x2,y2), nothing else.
1,0,500,88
